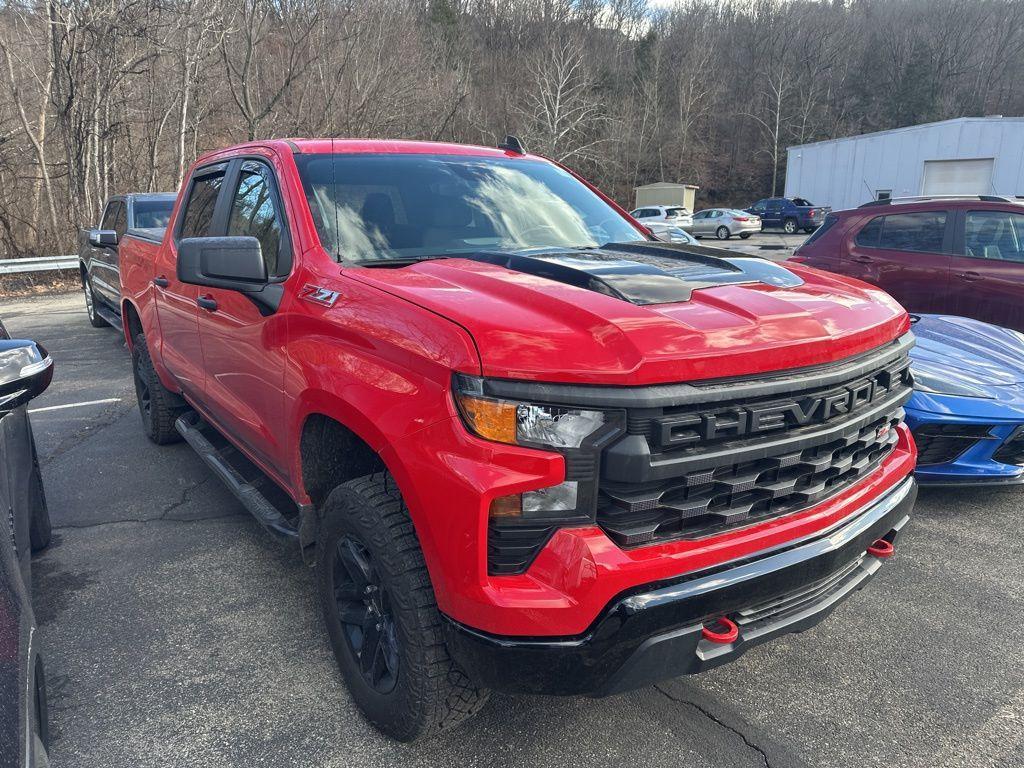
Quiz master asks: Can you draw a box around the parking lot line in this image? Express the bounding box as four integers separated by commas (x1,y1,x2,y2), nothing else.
29,397,122,414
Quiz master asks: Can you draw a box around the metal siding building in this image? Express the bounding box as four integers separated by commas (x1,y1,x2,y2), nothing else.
784,117,1024,211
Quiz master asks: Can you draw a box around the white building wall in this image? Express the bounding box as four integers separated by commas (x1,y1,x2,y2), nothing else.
784,117,1024,211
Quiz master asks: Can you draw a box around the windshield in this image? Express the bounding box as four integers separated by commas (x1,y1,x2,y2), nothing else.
294,153,645,263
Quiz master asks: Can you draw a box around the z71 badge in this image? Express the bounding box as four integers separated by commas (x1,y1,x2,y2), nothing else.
300,284,341,307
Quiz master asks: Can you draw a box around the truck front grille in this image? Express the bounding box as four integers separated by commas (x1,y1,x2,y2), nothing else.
596,338,913,548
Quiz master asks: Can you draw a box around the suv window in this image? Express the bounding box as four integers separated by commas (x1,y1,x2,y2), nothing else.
227,161,286,276
802,213,838,246
965,210,1024,262
179,169,226,239
100,201,121,231
855,211,947,253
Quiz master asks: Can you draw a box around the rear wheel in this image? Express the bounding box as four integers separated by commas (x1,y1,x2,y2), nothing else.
739,233,751,239
317,473,489,741
716,225,731,240
783,218,799,234
132,333,184,445
803,227,816,234
82,272,107,328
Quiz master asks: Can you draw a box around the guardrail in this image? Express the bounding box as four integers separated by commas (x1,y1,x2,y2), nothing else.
0,255,78,275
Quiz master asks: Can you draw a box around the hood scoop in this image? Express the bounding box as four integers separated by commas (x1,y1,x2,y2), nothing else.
466,242,804,305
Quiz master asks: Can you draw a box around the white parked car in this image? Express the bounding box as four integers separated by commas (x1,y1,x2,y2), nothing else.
691,209,761,240
630,205,694,231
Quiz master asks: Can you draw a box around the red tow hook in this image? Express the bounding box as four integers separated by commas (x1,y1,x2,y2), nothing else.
701,616,739,645
867,538,895,559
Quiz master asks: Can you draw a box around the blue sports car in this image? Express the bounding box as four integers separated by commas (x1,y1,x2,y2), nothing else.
906,314,1024,485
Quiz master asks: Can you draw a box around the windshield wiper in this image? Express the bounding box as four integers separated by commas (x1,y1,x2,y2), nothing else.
349,254,457,267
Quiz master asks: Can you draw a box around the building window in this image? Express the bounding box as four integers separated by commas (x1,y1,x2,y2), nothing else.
876,190,891,201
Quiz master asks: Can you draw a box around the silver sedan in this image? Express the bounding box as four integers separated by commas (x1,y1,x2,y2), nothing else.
691,208,761,240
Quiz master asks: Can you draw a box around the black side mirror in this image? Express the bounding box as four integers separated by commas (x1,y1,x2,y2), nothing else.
0,339,53,414
177,236,267,293
89,229,118,247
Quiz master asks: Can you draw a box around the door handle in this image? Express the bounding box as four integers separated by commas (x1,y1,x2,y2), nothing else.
197,295,218,312
153,276,170,288
959,271,982,282
851,256,873,264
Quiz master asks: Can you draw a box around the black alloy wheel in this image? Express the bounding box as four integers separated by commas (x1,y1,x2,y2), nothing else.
332,536,400,694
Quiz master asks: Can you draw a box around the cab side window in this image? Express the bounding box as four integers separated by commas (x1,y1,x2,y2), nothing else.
113,203,128,239
179,170,226,239
100,201,121,231
227,161,287,277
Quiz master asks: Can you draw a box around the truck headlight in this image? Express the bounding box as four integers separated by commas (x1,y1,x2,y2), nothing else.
453,375,610,449
452,374,624,520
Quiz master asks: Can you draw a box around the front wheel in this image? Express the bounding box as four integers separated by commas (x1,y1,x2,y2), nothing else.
716,226,731,240
82,272,107,328
317,473,489,741
783,218,799,234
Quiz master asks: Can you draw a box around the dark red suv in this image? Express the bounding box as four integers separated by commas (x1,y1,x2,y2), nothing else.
792,196,1024,331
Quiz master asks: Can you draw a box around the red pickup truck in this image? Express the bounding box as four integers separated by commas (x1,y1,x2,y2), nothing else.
119,138,918,741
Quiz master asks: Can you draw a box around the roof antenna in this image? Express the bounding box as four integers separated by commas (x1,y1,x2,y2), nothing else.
498,135,526,155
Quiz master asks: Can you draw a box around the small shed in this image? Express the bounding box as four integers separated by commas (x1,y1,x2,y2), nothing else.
633,182,699,212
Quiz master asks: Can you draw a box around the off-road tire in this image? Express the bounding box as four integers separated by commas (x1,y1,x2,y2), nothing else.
132,333,184,445
783,218,799,234
82,272,107,328
317,473,489,741
716,225,731,240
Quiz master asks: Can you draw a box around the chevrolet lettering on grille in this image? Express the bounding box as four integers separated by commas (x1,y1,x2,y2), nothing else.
657,359,912,448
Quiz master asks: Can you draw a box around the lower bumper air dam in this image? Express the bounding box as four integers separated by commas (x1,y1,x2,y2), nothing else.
443,476,916,697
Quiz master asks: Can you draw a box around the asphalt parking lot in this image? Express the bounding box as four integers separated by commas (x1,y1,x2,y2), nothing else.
3,285,1022,768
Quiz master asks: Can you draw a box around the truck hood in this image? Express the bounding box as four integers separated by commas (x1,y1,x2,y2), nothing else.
345,246,909,385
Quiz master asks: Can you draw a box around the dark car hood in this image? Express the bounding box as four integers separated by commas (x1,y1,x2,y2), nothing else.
345,245,909,385
911,314,1024,389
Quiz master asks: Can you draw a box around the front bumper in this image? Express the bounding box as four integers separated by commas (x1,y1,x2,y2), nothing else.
906,397,1024,486
444,476,916,696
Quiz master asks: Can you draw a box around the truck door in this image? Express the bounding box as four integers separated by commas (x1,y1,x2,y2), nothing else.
90,200,123,306
844,209,953,313
194,158,290,475
154,164,227,400
947,208,1024,332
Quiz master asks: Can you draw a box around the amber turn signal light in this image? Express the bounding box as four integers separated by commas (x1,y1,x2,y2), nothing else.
489,494,522,519
454,392,517,444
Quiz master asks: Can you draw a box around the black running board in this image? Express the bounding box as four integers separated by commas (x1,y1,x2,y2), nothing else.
175,412,300,542
96,305,123,333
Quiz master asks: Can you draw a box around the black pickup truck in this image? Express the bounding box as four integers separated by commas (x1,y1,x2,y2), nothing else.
79,193,175,329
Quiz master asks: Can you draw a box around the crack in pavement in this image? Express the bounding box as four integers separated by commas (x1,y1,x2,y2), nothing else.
159,475,213,519
53,512,240,531
654,684,773,768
